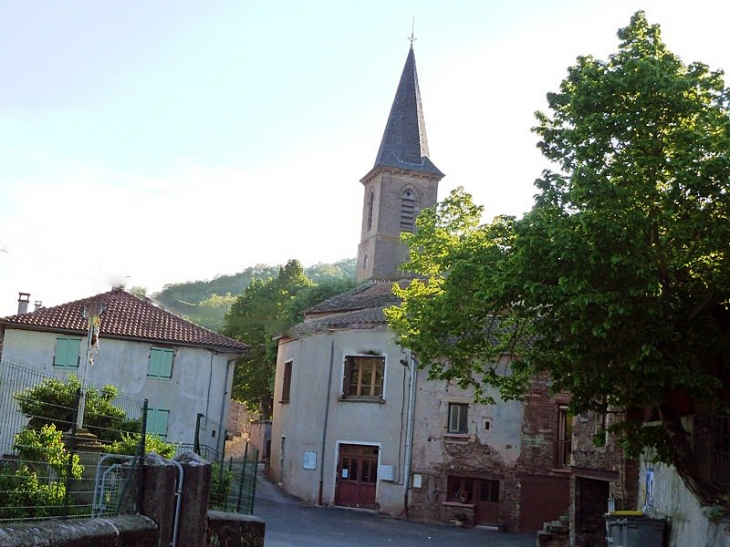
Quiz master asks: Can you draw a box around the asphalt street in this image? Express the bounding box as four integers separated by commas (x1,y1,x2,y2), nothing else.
253,474,536,547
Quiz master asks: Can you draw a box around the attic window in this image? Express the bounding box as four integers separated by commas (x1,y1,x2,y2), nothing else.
400,189,416,231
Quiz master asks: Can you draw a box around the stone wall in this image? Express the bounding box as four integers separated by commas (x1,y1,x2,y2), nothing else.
0,515,158,547
208,511,265,547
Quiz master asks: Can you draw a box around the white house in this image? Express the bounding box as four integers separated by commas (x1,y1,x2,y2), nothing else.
0,287,248,454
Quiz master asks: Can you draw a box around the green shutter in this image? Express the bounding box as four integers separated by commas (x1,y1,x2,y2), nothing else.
148,348,173,378
54,337,81,368
148,408,169,440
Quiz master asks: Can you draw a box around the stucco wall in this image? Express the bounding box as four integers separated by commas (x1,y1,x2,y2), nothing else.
640,459,730,547
1,328,234,451
271,328,411,515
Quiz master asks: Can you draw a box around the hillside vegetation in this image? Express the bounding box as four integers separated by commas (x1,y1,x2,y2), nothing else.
153,259,356,330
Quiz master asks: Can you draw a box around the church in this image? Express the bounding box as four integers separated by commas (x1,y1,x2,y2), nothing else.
268,44,609,533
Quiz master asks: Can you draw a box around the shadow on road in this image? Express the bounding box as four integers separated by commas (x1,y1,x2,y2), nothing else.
253,473,536,547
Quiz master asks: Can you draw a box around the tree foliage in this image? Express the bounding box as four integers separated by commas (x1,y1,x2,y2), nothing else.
14,375,139,442
104,432,175,459
154,259,356,330
0,424,84,520
222,260,356,418
387,12,730,506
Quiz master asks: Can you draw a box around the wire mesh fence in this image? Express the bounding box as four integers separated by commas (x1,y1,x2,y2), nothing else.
0,360,146,523
0,360,260,523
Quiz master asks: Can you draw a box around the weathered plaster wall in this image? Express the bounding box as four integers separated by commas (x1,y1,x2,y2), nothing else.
408,363,524,527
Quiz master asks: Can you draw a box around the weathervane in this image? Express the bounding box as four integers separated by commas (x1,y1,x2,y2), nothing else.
408,17,416,47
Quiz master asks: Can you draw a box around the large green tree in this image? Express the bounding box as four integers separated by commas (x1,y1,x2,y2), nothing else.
221,260,355,419
222,260,312,419
387,12,730,506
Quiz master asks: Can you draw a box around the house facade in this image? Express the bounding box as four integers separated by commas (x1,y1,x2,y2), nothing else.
269,45,573,531
271,286,412,514
0,287,248,454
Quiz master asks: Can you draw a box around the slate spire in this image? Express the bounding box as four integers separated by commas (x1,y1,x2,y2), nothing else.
374,46,443,176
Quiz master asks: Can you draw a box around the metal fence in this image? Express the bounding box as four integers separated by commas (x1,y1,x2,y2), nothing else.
210,443,259,515
0,360,146,523
0,360,259,522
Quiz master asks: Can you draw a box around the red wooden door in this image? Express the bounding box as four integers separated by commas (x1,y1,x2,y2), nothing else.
335,444,378,508
475,479,500,525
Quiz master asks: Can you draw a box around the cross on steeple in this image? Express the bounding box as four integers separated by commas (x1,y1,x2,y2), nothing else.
408,17,416,47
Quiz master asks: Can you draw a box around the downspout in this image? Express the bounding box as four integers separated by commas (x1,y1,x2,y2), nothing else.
402,351,418,519
318,332,336,506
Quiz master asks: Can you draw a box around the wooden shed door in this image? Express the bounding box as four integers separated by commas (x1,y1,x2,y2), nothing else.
335,444,378,508
519,474,570,530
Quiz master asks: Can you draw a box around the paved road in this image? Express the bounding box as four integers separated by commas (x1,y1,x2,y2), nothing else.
253,474,536,547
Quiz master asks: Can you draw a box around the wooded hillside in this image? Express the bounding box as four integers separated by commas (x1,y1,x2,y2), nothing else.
152,259,356,330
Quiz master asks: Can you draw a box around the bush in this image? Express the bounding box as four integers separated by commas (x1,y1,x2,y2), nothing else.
104,433,175,459
13,424,83,479
0,462,66,520
0,424,84,521
209,463,233,507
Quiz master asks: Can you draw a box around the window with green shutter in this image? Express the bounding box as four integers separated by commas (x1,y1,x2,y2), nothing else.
147,347,174,379
53,337,81,369
147,408,170,440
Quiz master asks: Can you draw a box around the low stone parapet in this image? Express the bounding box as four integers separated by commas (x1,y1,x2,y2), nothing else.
208,511,266,547
0,515,157,547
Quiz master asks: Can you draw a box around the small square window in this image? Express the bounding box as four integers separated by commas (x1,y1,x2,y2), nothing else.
448,403,469,434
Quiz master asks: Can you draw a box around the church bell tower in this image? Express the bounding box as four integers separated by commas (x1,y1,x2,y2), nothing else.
356,45,444,283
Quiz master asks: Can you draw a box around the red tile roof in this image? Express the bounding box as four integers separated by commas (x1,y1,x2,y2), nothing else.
0,288,248,353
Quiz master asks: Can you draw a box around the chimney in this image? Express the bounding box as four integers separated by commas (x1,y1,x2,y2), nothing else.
34,300,43,311
17,293,30,315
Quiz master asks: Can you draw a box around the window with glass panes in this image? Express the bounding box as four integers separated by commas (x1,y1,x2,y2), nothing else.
448,403,469,434
343,355,385,399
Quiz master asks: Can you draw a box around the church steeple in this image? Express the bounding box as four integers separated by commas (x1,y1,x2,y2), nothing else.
356,46,444,283
373,46,443,177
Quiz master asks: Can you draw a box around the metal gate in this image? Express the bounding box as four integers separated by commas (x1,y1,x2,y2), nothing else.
519,474,570,530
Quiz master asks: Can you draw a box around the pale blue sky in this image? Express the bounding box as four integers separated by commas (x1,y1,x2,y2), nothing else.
1,1,729,316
